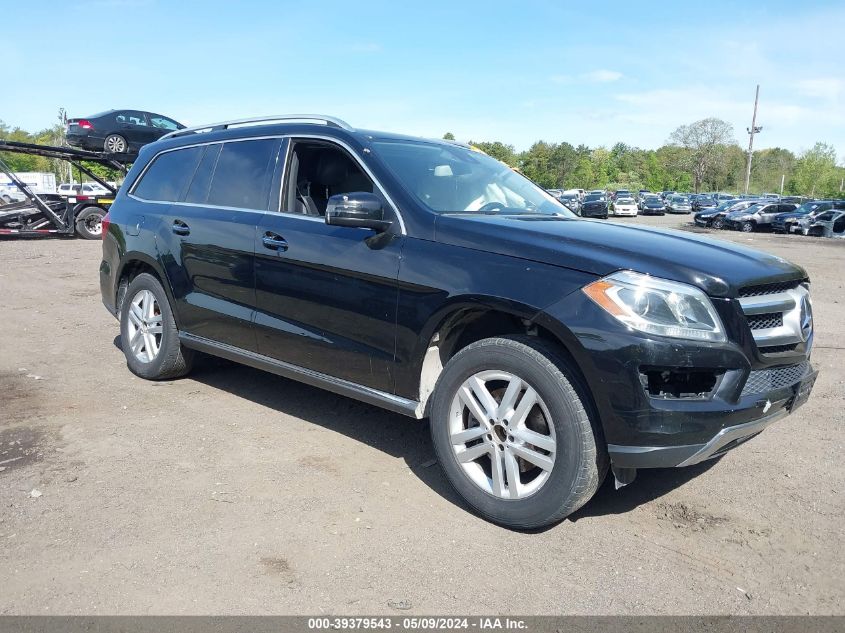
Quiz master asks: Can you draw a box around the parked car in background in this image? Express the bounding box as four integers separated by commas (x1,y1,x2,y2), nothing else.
665,194,692,213
639,195,666,215
761,192,780,200
611,196,638,217
691,195,717,211
580,193,609,218
695,199,745,227
0,184,26,204
708,199,763,229
772,200,845,233
612,189,631,201
793,210,845,237
67,109,185,154
58,182,112,197
558,193,582,214
723,202,798,233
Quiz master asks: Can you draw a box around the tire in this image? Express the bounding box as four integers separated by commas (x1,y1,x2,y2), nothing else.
712,217,724,229
429,336,607,529
75,207,105,240
120,273,193,380
741,221,755,233
104,134,127,154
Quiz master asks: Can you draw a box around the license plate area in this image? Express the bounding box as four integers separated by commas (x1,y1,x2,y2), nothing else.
789,371,818,412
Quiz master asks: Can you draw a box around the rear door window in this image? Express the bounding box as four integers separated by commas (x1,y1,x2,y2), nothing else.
132,146,203,202
184,144,222,204
205,139,280,211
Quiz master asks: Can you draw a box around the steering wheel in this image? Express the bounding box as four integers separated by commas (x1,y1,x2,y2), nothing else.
477,202,506,213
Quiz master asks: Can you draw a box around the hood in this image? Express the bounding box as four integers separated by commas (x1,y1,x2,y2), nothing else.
434,214,806,298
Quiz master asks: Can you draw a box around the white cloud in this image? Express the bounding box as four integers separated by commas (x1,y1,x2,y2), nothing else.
583,69,623,83
550,70,623,85
794,78,844,100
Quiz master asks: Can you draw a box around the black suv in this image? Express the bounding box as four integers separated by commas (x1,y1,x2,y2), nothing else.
100,115,818,529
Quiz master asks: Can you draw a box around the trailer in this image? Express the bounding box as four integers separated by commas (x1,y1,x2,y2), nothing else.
0,140,132,239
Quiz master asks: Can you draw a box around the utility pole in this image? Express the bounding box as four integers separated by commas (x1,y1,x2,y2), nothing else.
743,85,762,196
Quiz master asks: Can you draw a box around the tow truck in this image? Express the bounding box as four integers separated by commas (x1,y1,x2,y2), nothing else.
0,140,132,239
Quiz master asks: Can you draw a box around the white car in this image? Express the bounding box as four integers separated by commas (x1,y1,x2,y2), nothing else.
58,182,111,197
612,197,638,217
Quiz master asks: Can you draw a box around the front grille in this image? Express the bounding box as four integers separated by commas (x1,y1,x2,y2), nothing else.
737,281,811,355
739,280,802,297
741,362,809,396
747,312,783,330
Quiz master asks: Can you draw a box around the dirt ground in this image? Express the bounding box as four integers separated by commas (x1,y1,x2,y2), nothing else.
1,215,843,615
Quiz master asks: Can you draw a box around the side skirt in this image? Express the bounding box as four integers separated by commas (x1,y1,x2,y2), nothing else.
179,333,422,419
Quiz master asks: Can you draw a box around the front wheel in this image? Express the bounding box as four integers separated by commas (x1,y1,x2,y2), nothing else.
741,221,755,233
120,273,193,380
430,336,607,529
712,217,725,229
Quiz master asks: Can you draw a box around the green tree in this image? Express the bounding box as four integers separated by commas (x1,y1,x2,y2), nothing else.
793,142,837,197
668,118,735,192
442,132,455,140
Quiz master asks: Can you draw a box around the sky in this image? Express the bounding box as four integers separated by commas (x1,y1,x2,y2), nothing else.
2,0,844,160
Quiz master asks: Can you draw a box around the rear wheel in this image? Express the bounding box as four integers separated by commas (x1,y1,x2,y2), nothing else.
430,336,607,529
120,273,193,380
75,207,105,239
104,134,127,153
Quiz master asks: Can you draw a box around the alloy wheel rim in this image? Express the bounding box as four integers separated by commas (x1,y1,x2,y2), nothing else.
107,136,125,152
448,370,557,500
126,289,163,363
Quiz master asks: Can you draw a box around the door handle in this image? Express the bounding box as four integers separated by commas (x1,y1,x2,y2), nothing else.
172,220,190,236
262,232,288,252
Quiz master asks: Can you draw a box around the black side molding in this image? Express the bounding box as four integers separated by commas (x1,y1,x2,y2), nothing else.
179,333,422,419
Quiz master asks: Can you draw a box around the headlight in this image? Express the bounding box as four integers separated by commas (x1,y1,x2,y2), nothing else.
582,271,726,342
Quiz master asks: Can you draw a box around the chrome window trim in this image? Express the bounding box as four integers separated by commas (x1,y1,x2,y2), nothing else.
127,135,286,204
127,133,407,234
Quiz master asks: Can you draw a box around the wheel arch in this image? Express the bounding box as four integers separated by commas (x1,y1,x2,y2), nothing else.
114,252,182,327
413,296,600,425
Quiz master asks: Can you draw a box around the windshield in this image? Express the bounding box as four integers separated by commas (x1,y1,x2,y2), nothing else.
645,197,662,205
715,200,737,211
617,198,634,204
371,140,572,216
673,196,690,203
795,201,827,214
584,194,605,202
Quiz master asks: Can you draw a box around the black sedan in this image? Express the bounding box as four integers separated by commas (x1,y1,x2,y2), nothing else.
579,193,609,218
639,196,666,215
66,109,184,154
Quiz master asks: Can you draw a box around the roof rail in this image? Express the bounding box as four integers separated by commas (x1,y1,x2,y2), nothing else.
160,114,353,141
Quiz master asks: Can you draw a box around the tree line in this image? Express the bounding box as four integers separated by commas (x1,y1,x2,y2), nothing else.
448,118,844,198
2,116,842,198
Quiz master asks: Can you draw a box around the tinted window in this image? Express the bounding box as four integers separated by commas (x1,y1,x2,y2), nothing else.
149,115,181,130
132,146,203,202
206,139,278,210
185,144,222,204
116,111,148,126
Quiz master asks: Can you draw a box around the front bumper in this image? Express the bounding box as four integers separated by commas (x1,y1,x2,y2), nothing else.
608,363,817,468
537,291,818,470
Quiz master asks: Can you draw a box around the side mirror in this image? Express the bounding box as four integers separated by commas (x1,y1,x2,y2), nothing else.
325,192,391,232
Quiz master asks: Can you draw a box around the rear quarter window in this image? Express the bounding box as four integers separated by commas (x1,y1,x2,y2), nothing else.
132,146,203,202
